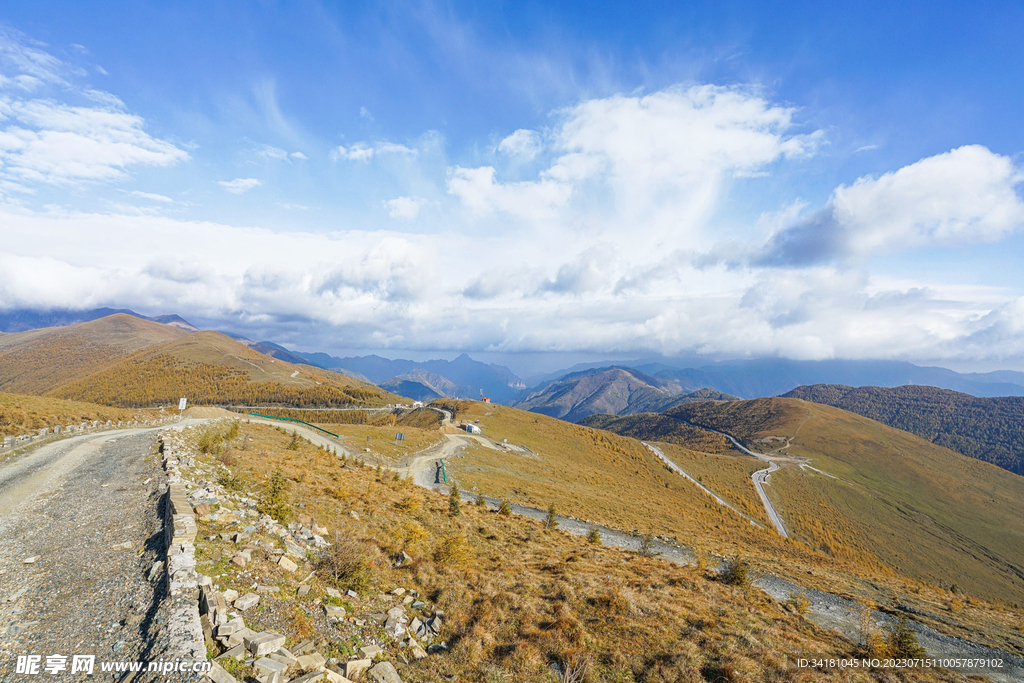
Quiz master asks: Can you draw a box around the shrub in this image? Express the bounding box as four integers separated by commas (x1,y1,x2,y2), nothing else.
786,591,811,615
884,614,925,658
401,520,427,548
545,502,558,530
317,534,374,594
638,533,660,558
498,500,511,516
475,494,486,507
449,483,461,516
857,606,887,657
260,470,291,524
720,556,749,586
433,532,471,569
287,430,301,451
586,526,602,545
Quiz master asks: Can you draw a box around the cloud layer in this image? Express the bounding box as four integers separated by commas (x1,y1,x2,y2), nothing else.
1,28,1023,368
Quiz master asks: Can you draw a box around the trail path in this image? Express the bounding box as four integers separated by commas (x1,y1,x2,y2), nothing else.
0,421,209,682
668,416,790,537
641,442,762,528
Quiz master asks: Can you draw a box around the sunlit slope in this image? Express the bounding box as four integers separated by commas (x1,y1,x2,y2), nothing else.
785,384,1024,475
0,391,155,437
0,314,188,393
50,330,404,408
432,399,805,556
669,398,1024,602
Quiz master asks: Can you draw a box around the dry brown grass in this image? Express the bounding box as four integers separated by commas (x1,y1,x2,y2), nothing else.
187,421,972,682
0,391,160,437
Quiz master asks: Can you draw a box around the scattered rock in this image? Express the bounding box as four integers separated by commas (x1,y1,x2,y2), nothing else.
206,661,239,683
348,511,359,520
223,588,239,603
111,541,133,550
297,584,311,597
23,556,40,564
253,656,289,678
367,662,404,683
343,659,372,679
359,644,384,659
296,652,327,671
278,556,298,572
290,672,325,683
246,630,287,657
231,554,247,568
325,587,342,599
346,589,358,599
147,561,164,581
390,587,406,596
234,593,260,610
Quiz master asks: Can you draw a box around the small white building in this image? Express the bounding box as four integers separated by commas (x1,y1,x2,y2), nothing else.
463,423,481,434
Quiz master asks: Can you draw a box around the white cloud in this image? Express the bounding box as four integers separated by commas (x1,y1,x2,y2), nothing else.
218,177,261,194
360,106,374,121
447,165,571,222
384,196,429,219
257,144,288,160
130,190,172,203
333,142,375,161
332,140,417,162
290,151,307,160
758,145,1024,265
497,129,542,160
0,99,189,184
449,85,822,241
0,31,187,187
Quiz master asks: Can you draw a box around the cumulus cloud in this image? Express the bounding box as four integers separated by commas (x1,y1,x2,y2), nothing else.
384,196,429,219
756,146,1024,266
290,151,307,160
218,177,261,194
449,85,822,242
497,129,542,160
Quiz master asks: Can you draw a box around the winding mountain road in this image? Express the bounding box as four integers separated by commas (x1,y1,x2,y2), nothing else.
667,417,790,538
642,442,762,528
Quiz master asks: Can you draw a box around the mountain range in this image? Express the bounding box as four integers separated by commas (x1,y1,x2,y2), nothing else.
5,307,1024,404
515,366,737,422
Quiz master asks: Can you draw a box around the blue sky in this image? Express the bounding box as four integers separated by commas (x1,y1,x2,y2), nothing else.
1,1,1023,372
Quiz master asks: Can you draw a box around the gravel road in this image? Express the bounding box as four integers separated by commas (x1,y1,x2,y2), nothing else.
0,429,201,682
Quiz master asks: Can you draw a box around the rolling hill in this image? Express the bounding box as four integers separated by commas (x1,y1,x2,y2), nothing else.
664,397,1024,603
783,384,1024,476
0,314,190,393
515,366,736,421
0,314,403,408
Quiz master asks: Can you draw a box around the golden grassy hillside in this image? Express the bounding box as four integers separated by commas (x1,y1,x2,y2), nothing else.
0,314,187,393
669,398,1024,605
185,420,971,683
0,391,157,437
0,315,404,408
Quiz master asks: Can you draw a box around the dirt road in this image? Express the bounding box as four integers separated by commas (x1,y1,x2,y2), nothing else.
0,424,207,682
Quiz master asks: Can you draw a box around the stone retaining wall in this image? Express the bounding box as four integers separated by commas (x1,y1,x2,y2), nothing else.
158,432,206,665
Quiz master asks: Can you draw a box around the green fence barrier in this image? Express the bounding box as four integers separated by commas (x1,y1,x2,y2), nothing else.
237,411,341,439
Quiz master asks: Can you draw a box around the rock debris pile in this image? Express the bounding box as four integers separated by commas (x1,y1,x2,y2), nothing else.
159,423,449,683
